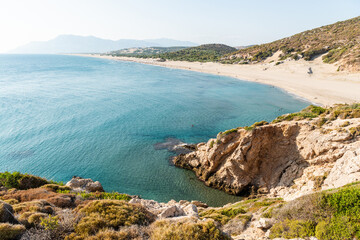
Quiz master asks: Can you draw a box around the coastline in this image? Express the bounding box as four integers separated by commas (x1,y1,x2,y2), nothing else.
71,53,360,106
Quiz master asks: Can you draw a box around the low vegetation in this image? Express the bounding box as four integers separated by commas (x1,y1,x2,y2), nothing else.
153,44,237,62
268,182,360,239
0,223,26,240
223,16,360,71
108,46,188,58
199,198,283,225
56,189,131,201
272,103,360,123
67,200,154,239
0,172,51,190
150,219,230,240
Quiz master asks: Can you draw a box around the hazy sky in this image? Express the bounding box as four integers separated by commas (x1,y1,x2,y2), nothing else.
0,0,359,52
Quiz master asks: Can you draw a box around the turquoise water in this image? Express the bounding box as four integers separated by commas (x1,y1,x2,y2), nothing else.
0,54,309,206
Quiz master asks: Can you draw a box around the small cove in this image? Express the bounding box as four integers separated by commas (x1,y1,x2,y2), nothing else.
0,54,309,206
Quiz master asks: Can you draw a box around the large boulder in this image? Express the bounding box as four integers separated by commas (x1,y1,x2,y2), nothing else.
254,218,274,229
65,176,104,193
183,204,198,217
0,201,16,224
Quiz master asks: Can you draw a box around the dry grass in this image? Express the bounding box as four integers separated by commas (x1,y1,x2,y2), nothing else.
223,16,360,71
67,200,154,239
150,218,230,240
0,223,26,240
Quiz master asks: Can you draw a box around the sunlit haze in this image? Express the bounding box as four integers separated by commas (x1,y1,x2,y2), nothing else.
0,0,359,52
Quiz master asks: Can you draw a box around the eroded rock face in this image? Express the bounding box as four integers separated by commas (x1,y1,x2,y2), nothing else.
174,118,360,200
66,176,104,193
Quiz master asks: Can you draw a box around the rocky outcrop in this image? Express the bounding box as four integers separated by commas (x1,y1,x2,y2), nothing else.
65,176,104,193
0,200,17,224
174,118,360,200
129,198,202,219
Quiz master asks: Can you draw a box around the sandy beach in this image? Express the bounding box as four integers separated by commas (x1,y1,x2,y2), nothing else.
73,54,360,106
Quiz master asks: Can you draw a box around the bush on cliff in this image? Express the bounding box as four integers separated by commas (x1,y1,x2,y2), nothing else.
67,200,154,239
150,219,230,240
269,182,360,239
55,190,131,201
0,223,26,240
0,172,49,190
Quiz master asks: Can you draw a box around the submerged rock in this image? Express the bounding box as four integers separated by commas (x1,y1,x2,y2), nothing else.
154,137,196,155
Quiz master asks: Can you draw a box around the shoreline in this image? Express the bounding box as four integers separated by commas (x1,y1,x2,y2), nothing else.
71,53,360,106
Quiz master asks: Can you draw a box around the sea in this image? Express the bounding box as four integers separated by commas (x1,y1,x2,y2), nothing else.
0,54,309,206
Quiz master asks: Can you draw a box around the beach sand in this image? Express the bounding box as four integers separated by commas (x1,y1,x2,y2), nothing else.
72,54,360,106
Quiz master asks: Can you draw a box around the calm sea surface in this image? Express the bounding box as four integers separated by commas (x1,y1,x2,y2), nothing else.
0,54,309,206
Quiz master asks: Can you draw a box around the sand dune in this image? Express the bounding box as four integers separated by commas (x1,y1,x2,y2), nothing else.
73,54,360,106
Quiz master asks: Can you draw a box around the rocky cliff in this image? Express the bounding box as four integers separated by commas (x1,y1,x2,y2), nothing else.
174,104,360,200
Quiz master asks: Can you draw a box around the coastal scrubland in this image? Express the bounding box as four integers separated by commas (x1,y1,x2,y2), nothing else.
1,104,360,239
105,16,360,71
107,46,188,58
2,171,360,239
223,16,360,71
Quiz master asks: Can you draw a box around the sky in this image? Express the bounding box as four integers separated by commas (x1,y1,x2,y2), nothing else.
0,0,359,52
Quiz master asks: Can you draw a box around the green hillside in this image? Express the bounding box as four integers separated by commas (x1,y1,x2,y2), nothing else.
223,16,360,71
156,44,237,62
108,46,188,57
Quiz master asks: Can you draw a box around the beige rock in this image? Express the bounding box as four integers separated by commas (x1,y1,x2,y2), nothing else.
254,218,274,229
191,200,208,208
222,216,250,236
159,205,185,218
174,118,360,200
65,176,104,193
323,147,360,190
183,204,198,217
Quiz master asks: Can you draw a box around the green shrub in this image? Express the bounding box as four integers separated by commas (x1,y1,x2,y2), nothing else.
220,128,238,137
56,190,131,201
19,211,48,227
40,215,59,230
269,219,316,239
272,105,326,123
252,121,268,127
0,172,49,190
244,126,254,131
321,186,360,218
220,207,246,218
315,216,360,240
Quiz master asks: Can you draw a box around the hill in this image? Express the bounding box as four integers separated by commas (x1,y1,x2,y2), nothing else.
8,35,197,54
223,16,360,71
154,44,237,62
108,46,188,57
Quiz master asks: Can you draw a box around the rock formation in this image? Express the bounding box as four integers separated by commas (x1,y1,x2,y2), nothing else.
65,176,104,193
174,117,360,200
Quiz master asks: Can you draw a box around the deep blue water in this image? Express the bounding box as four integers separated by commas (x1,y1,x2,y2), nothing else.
0,54,309,206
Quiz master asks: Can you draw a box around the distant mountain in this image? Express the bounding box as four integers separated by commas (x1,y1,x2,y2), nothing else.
109,46,189,57
8,35,198,54
154,44,237,62
224,16,360,71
